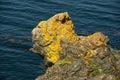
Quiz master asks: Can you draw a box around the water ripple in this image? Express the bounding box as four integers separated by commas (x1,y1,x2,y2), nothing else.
0,0,120,80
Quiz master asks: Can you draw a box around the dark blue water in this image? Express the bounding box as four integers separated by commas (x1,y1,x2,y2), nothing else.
0,0,120,80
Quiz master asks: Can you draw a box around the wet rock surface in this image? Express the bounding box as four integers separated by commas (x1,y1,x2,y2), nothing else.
31,12,120,80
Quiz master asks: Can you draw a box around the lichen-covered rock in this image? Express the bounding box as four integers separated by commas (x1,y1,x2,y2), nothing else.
31,12,120,80
31,12,78,63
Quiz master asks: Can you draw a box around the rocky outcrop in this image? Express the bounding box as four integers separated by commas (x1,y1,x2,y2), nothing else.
31,12,78,63
30,12,120,80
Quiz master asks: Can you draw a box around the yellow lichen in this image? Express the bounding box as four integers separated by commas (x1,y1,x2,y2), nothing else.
80,32,109,63
32,12,109,64
32,12,79,63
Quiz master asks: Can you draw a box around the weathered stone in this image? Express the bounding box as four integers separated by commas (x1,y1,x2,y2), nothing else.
31,12,120,80
90,74,116,80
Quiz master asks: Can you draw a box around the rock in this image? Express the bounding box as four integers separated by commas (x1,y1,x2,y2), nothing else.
8,39,17,43
31,12,120,80
0,34,11,40
90,74,116,80
31,12,78,63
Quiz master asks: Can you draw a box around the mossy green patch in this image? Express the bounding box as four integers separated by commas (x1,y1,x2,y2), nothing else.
55,56,75,66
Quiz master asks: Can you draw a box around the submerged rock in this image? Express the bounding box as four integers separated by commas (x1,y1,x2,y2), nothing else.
31,12,120,80
0,34,11,40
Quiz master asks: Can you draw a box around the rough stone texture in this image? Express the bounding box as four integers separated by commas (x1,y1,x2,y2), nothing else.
31,12,120,80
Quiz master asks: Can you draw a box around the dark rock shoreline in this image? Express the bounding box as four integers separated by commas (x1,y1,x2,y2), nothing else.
30,12,120,80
